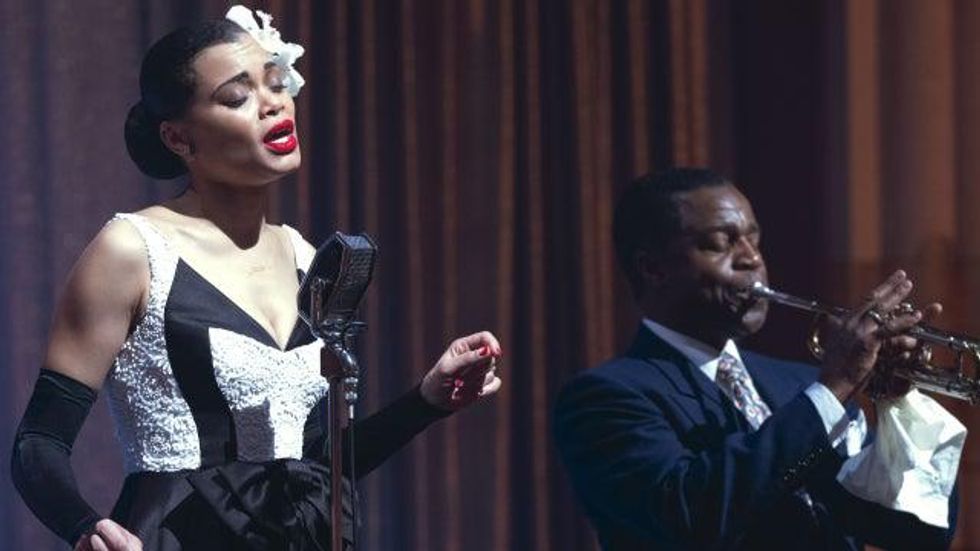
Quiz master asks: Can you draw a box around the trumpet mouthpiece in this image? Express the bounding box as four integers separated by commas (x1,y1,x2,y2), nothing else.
748,281,772,297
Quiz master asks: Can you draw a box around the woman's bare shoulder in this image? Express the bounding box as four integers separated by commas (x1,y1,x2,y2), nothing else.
131,204,181,232
44,218,150,388
89,215,150,269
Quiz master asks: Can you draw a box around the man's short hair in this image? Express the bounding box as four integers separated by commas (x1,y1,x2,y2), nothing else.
613,167,731,296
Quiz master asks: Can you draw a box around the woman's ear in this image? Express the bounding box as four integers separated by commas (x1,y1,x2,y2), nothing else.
159,120,195,161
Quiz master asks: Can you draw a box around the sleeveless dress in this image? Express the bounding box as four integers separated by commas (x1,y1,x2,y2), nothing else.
103,213,447,550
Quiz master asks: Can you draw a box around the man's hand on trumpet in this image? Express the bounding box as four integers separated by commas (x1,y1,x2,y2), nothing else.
818,270,943,404
871,300,943,398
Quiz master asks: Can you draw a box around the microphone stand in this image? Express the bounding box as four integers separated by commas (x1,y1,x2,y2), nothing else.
309,277,365,551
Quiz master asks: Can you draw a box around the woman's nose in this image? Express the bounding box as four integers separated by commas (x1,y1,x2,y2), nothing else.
259,89,284,119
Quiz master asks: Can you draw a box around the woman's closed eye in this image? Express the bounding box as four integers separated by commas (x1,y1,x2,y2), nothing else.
221,95,248,108
215,83,250,108
265,68,287,93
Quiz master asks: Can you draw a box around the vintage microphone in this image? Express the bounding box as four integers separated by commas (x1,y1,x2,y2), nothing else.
298,231,378,551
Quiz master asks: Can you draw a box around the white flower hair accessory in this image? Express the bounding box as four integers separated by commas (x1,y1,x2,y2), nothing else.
225,5,306,97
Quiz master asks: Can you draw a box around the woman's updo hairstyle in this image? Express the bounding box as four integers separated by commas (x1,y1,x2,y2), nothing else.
125,19,246,179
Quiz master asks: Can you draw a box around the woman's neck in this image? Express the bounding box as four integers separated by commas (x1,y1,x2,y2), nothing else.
173,179,271,248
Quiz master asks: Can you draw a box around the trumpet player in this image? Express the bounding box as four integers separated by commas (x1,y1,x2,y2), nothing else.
554,167,963,550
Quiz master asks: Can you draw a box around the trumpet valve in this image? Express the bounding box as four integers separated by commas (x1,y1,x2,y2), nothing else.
916,345,933,367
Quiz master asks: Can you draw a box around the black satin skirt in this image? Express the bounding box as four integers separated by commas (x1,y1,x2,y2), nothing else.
110,459,354,551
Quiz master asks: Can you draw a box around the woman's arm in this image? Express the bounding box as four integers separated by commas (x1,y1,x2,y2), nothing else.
304,332,502,478
11,219,148,548
42,219,149,390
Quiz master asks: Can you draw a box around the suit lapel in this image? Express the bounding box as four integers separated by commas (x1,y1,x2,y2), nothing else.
626,325,810,429
742,350,807,411
625,325,727,412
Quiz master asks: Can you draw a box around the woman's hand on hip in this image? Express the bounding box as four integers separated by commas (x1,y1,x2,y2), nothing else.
75,519,142,551
420,331,503,411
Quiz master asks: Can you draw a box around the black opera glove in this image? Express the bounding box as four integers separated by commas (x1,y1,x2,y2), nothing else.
11,369,102,545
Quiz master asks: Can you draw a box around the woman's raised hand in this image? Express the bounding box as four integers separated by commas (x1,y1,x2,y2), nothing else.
74,519,142,551
420,331,503,411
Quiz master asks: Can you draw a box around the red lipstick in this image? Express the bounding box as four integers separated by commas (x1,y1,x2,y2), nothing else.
263,119,297,155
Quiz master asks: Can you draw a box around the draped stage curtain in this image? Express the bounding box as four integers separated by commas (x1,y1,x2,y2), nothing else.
2,0,979,549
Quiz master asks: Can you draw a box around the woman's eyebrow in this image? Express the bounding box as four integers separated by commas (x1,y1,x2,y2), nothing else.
211,71,251,97
211,62,281,98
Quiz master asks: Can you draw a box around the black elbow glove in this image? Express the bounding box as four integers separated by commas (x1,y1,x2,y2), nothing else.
11,369,102,544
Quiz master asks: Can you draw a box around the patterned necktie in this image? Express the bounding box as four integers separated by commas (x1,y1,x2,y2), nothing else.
715,352,819,516
715,352,772,430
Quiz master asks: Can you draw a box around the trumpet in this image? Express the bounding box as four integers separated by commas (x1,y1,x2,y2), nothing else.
749,281,980,404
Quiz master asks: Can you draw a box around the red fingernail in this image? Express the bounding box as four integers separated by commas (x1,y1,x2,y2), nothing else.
479,346,490,357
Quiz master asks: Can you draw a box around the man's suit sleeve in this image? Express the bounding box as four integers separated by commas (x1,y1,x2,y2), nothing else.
553,368,951,549
554,369,831,547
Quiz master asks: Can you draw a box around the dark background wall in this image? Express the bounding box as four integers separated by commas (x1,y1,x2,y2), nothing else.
3,1,979,549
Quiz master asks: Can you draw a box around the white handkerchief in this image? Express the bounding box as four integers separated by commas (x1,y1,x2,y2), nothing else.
836,389,966,528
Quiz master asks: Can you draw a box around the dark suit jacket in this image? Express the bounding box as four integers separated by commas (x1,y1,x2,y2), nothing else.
553,325,956,550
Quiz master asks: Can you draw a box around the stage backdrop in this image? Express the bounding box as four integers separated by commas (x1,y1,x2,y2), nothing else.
2,0,980,549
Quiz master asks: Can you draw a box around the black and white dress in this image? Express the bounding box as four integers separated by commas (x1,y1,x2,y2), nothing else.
104,213,446,550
